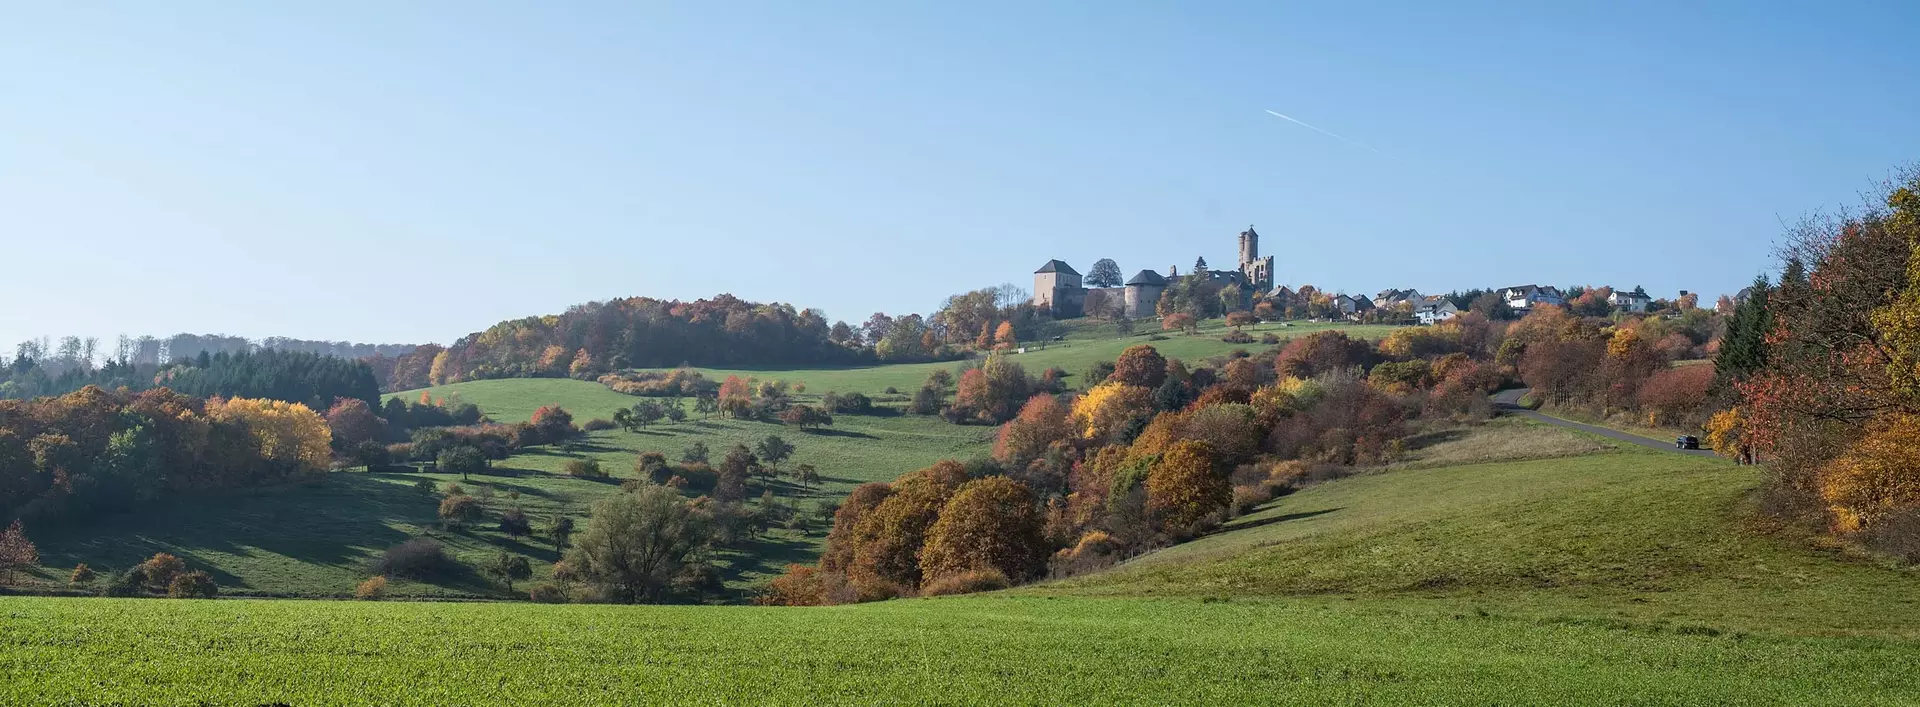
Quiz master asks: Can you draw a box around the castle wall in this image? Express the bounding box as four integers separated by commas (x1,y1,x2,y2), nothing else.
1124,284,1165,318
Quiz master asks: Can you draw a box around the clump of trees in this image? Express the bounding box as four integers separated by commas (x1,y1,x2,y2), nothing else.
1717,167,1920,560
0,387,333,527
767,322,1526,605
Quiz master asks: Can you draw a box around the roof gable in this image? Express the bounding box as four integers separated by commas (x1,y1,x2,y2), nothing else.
1035,259,1080,276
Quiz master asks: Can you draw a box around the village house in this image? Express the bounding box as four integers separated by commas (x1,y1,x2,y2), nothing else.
1415,295,1459,325
1501,284,1565,314
1608,286,1652,313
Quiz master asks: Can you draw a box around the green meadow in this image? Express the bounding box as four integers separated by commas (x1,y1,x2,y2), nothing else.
6,421,1919,705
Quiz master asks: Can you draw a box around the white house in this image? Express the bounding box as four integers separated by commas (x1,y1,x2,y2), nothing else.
1415,296,1459,325
1608,287,1652,313
1501,284,1565,313
1374,288,1422,309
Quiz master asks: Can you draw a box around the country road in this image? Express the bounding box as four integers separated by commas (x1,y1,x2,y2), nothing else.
1491,388,1719,457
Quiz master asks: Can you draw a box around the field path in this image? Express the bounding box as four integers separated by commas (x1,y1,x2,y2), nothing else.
1492,388,1718,456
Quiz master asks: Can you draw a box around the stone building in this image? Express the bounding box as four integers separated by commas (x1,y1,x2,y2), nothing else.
1123,269,1167,318
1032,259,1085,318
1031,224,1276,319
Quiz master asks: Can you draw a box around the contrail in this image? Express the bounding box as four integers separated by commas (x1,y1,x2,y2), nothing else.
1265,109,1387,157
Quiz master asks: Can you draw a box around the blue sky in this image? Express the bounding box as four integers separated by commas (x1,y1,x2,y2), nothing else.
3,1,1917,347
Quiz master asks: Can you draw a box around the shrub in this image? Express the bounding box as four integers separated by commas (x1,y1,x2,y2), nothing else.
918,568,1010,597
167,570,218,599
528,582,569,603
1231,484,1274,515
582,418,617,432
499,508,532,537
413,478,437,494
439,494,483,528
69,563,96,586
355,575,387,600
564,458,607,479
1261,333,1280,345
137,553,187,593
758,564,836,606
1221,330,1255,344
884,386,900,395
373,538,456,580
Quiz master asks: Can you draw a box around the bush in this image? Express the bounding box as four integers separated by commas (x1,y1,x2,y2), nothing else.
884,386,900,395
528,582,569,603
1231,484,1274,515
439,494,483,528
413,478,437,494
564,458,607,479
1221,330,1255,344
167,570,218,599
355,575,387,600
137,553,187,593
582,418,617,432
918,568,1010,597
1261,333,1280,345
373,538,456,580
499,508,532,537
69,563,95,586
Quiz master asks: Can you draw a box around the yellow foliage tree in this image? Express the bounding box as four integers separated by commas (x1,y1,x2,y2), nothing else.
568,349,594,378
427,349,452,385
1070,382,1153,442
1704,407,1746,462
1818,414,1920,532
1145,440,1228,534
1869,176,1920,409
206,397,332,476
993,321,1017,351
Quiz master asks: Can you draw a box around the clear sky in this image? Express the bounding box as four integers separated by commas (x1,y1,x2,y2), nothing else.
4,1,1917,348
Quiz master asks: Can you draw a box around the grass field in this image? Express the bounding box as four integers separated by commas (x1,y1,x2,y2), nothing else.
615,320,1403,399
6,421,1920,704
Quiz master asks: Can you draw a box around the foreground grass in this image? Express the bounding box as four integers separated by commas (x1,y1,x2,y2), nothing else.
3,594,1916,706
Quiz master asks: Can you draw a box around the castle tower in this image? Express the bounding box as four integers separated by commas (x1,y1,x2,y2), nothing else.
1237,224,1275,292
1032,259,1086,318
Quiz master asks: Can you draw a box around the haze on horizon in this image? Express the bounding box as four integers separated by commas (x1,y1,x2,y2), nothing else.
3,1,1916,348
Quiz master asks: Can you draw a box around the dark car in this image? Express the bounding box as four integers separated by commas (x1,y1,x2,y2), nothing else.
1675,435,1701,450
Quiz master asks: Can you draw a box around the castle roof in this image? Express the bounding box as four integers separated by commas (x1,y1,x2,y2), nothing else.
1125,269,1166,286
1034,259,1079,275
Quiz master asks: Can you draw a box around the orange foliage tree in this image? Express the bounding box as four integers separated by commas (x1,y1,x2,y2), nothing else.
993,395,1073,469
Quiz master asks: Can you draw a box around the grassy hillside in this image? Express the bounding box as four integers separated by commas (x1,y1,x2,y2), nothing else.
615,321,1403,399
28,385,993,597
8,423,1920,704
1041,422,1920,639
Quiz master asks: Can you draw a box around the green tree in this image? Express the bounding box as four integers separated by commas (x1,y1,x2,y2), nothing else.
485,552,533,591
437,445,486,481
563,485,714,603
1086,258,1124,288
755,435,796,474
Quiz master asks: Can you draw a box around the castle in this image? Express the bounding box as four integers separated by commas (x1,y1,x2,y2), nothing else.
1033,225,1275,319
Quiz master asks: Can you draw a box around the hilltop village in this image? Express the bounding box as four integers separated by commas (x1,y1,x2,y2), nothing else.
1033,225,1695,326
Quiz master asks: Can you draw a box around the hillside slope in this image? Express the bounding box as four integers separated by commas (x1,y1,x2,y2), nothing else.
1041,425,1920,639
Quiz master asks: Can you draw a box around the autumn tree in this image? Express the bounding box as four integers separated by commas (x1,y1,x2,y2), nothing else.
1071,382,1155,444
1110,345,1168,388
843,461,969,595
530,405,577,444
919,477,1048,584
0,521,37,584
1146,440,1228,535
993,321,1018,351
439,494,483,528
485,551,534,591
1162,313,1197,334
993,395,1074,469
325,398,387,455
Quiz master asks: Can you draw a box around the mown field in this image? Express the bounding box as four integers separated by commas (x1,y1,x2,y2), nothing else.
6,421,1919,705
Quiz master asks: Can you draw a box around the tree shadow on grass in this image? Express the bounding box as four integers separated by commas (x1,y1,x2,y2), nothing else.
716,532,819,586
1223,507,1342,534
34,473,440,590
1402,429,1470,451
801,428,879,440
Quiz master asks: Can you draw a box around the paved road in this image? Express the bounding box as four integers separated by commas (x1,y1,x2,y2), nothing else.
1491,388,1719,457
